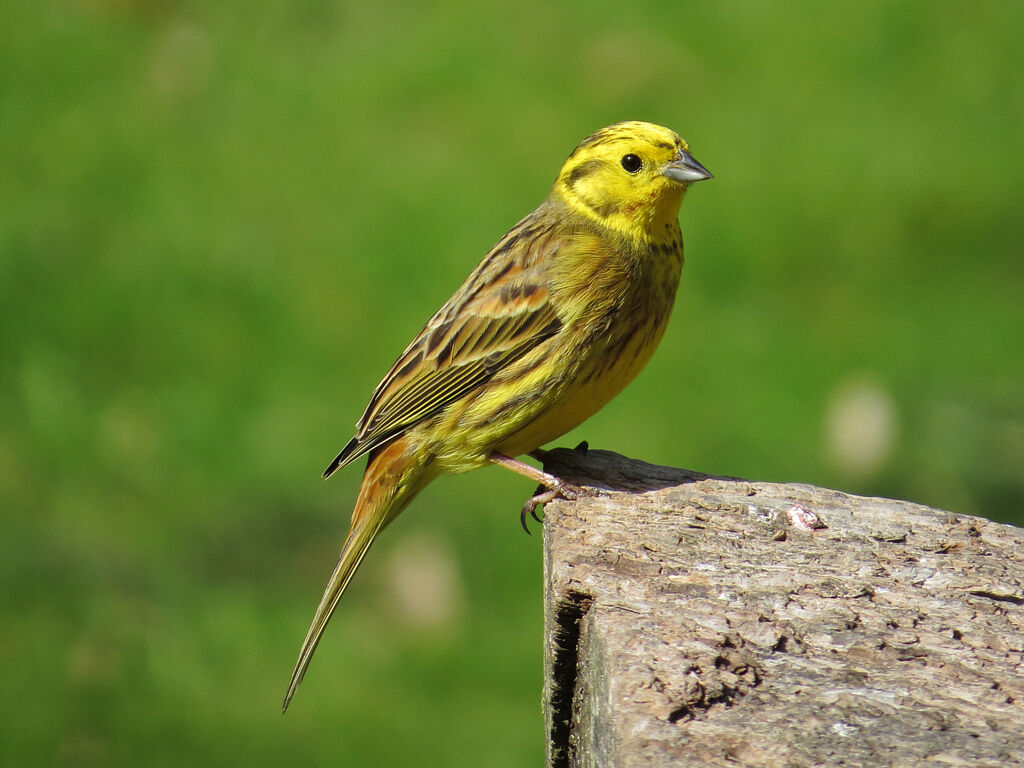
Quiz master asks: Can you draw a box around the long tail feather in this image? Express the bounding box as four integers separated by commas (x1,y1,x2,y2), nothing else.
283,435,427,712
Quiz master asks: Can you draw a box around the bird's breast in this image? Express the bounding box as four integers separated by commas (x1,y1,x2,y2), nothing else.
428,227,684,471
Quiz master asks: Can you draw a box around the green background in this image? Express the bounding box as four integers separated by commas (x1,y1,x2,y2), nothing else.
2,1,1022,765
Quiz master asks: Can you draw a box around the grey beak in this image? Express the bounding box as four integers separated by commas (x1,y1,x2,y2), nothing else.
662,150,713,183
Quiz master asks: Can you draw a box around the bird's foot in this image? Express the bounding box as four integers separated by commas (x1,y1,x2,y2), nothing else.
488,452,593,534
519,478,586,534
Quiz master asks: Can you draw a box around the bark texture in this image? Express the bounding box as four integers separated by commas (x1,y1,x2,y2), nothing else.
538,447,1024,768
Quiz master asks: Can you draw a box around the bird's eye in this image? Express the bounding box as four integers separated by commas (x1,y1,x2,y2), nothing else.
621,154,643,173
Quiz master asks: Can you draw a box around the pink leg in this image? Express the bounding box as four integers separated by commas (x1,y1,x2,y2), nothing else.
490,452,583,533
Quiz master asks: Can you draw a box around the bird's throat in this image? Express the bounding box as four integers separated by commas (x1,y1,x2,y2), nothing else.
556,182,685,244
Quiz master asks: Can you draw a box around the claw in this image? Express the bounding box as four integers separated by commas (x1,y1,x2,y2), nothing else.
519,495,548,534
518,480,583,534
488,452,586,533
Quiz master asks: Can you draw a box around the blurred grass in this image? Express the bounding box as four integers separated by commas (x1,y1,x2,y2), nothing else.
2,0,1022,765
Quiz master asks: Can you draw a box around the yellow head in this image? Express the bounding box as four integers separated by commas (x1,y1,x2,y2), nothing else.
553,121,712,240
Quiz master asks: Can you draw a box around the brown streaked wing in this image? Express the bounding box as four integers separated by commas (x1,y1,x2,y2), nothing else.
323,215,563,478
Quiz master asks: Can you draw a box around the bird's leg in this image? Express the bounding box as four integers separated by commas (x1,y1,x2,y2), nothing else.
491,452,569,487
489,452,584,534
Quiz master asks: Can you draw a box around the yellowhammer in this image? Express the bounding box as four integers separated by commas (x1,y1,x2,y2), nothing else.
283,121,711,711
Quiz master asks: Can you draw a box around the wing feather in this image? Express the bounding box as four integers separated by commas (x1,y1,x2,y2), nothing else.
323,213,564,478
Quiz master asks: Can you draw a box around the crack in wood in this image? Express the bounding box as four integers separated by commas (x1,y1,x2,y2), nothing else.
969,590,1024,605
547,589,593,768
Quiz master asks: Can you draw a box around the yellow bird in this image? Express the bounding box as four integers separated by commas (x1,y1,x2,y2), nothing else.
283,121,711,711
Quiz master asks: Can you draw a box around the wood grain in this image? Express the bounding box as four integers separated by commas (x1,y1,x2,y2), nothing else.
538,447,1024,768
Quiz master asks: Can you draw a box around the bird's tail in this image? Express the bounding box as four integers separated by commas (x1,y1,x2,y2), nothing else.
282,434,430,712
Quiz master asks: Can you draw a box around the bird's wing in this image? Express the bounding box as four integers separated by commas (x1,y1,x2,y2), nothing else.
324,216,563,477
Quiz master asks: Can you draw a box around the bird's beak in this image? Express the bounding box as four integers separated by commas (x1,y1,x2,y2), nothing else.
662,150,713,184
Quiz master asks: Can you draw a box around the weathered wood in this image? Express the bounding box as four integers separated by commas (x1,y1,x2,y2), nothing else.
538,447,1024,768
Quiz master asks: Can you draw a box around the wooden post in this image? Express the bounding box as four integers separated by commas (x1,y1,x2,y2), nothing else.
538,447,1024,768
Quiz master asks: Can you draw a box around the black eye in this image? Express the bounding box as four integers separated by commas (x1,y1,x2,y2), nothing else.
621,154,642,173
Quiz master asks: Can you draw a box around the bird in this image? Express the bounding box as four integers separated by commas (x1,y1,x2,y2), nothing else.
283,121,711,711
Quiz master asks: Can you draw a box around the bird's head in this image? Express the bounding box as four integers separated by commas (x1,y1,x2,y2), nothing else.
553,121,712,240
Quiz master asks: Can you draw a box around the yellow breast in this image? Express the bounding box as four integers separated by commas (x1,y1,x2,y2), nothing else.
429,227,682,471
492,307,672,457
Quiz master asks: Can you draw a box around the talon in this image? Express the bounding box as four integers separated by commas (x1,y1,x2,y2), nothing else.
518,481,584,533
521,488,558,534
489,452,587,532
